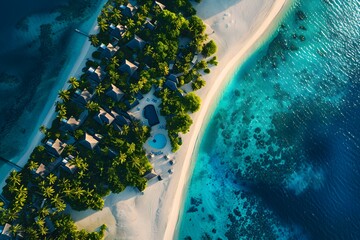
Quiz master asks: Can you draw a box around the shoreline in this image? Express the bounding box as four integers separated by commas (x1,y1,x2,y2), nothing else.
164,0,293,239
0,0,108,190
70,0,294,239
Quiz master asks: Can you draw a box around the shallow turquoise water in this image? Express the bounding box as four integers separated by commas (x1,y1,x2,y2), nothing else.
178,0,360,239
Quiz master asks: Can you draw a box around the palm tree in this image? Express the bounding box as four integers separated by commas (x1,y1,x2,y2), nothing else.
42,186,55,198
109,70,120,84
68,77,80,89
8,171,21,186
126,19,135,29
58,89,71,102
98,19,108,32
119,153,127,164
86,101,100,112
39,207,50,217
56,103,67,120
39,125,47,135
111,56,120,68
95,83,105,96
127,142,136,154
10,224,23,237
89,34,100,47
111,9,122,22
47,173,57,185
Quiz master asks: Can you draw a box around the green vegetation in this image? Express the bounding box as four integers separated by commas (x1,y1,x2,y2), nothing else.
0,0,216,238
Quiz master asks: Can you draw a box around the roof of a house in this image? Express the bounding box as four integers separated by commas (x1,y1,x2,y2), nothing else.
143,104,160,126
61,110,88,131
144,20,155,31
126,35,146,50
35,163,48,178
0,223,11,238
87,66,103,83
93,108,115,125
119,60,138,76
120,3,137,17
62,158,77,174
80,133,99,150
164,80,178,91
154,1,166,11
167,74,179,84
74,89,92,105
109,24,126,39
106,84,124,102
45,138,67,156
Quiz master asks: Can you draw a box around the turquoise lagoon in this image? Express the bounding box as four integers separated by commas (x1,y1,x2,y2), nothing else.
178,0,360,239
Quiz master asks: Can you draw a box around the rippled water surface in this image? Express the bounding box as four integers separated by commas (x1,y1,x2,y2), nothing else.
178,0,360,239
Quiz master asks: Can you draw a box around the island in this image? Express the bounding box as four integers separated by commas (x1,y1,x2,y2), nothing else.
0,0,216,238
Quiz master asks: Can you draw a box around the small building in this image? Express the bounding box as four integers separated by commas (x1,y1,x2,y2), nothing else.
109,23,126,39
164,80,177,91
120,3,137,18
93,108,115,126
167,74,179,85
79,133,99,150
153,1,166,11
0,223,11,239
60,110,88,132
35,163,48,178
126,35,146,51
111,110,131,126
143,104,160,126
106,84,124,102
87,66,104,84
61,155,77,174
119,60,138,76
45,139,67,157
98,43,119,59
144,19,155,31
73,89,93,106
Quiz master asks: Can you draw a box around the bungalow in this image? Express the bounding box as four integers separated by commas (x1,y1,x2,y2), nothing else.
73,89,93,106
111,110,131,126
98,43,119,59
45,138,67,157
61,155,77,174
0,223,11,239
164,80,178,91
35,163,48,178
120,3,137,18
87,66,104,84
119,59,138,76
106,84,124,102
126,35,146,51
93,108,115,126
60,110,88,132
109,23,126,39
79,133,99,150
167,74,179,85
144,19,155,31
153,1,166,11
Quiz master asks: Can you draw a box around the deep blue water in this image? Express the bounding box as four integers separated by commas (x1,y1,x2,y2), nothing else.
0,0,101,163
178,0,360,239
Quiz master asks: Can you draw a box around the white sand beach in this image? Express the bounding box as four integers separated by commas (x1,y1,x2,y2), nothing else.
0,0,108,190
72,0,293,239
